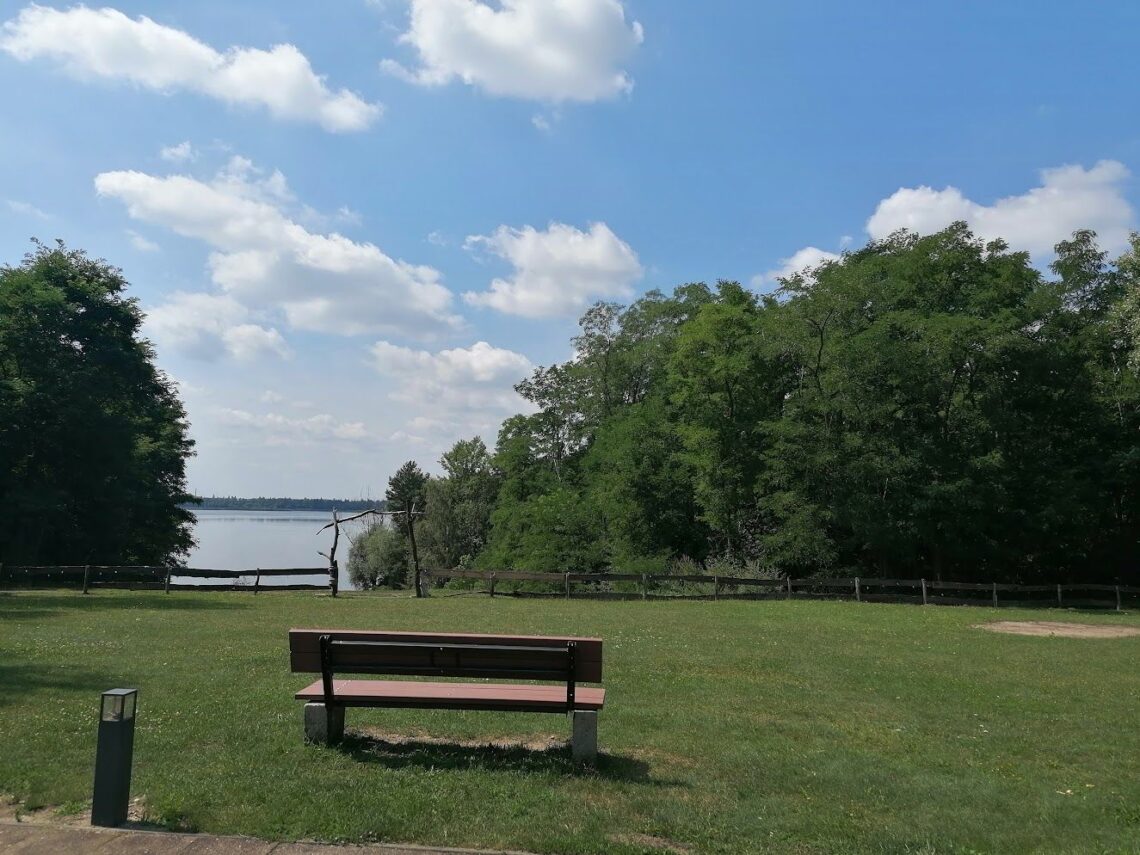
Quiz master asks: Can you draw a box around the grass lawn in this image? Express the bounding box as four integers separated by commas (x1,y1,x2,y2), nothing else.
1,590,1138,854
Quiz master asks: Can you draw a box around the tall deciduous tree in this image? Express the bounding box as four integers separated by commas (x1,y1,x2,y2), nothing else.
0,240,195,565
419,437,500,570
385,460,428,596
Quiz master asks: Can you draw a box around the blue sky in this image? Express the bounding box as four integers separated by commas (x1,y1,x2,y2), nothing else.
2,1,1138,497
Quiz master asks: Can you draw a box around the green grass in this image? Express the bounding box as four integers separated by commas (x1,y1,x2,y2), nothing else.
1,590,1138,854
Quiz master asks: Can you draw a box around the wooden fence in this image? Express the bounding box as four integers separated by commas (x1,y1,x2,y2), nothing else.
2,563,1135,610
425,569,1139,611
0,564,329,593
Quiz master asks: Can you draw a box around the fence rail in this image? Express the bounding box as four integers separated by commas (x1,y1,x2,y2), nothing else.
2,563,1136,610
425,569,1138,611
0,563,328,593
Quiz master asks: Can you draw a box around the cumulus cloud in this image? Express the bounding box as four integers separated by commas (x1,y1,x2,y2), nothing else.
95,158,461,337
463,221,643,317
371,340,535,439
126,229,159,252
217,408,370,445
1,5,380,132
143,292,290,361
5,198,51,219
160,141,195,163
866,160,1135,257
382,0,643,102
765,160,1137,286
753,246,840,287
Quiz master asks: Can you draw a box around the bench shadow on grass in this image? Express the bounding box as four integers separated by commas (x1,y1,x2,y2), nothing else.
336,729,676,786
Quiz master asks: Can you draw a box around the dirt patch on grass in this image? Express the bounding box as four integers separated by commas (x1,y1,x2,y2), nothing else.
353,726,564,753
0,795,153,828
976,621,1140,639
609,833,692,853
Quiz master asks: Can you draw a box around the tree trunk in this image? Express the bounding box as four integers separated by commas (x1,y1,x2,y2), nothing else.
405,507,424,598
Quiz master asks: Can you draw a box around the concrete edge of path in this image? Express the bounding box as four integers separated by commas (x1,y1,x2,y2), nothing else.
0,818,538,855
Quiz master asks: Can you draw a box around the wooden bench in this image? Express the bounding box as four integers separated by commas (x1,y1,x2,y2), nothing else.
289,629,605,762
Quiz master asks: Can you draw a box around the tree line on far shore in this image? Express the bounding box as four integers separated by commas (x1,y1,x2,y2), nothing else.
351,224,1140,587
190,496,384,512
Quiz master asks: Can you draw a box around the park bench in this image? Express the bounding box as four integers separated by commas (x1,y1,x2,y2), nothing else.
288,629,605,762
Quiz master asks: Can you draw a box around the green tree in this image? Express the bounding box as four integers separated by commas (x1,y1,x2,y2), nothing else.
419,437,500,570
0,240,195,565
385,460,428,596
346,521,409,589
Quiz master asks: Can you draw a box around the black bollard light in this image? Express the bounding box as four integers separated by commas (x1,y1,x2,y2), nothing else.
92,688,137,827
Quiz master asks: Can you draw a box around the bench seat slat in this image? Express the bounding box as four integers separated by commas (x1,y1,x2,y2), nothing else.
295,678,605,712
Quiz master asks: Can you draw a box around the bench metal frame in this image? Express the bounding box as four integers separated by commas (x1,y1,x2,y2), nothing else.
316,634,579,736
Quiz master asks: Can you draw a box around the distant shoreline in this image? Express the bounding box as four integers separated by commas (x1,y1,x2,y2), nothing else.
184,498,385,512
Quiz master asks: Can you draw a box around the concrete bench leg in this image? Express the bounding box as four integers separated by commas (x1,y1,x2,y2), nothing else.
571,710,598,764
303,702,344,745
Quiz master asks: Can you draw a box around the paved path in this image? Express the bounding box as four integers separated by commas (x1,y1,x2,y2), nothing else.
0,820,534,854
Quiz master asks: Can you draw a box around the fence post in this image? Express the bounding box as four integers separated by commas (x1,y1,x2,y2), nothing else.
921,579,928,606
854,577,861,602
0,563,4,589
254,568,260,595
489,572,496,598
713,574,719,601
1057,584,1063,607
1117,585,1123,612
786,577,792,600
82,565,91,595
164,569,171,595
641,574,648,601
992,582,998,608
330,560,338,598
565,572,571,599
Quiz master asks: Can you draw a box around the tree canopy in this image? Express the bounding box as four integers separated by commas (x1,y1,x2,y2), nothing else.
0,241,196,566
411,224,1140,584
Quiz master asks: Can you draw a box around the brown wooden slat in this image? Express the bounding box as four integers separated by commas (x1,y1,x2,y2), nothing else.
326,640,573,681
714,577,785,587
289,629,602,682
294,678,604,712
929,581,994,591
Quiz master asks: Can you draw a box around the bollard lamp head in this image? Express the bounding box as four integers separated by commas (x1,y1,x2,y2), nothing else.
100,688,137,722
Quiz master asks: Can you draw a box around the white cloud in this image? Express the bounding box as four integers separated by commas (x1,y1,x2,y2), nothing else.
143,292,290,361
224,324,291,360
371,340,534,436
382,0,643,102
160,141,196,163
217,408,370,445
531,113,552,132
335,205,362,226
463,221,643,317
6,198,50,219
766,160,1137,287
1,5,380,132
95,159,462,337
866,160,1135,257
126,229,159,252
753,246,841,288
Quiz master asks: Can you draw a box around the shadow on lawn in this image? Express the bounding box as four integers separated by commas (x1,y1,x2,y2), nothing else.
0,663,123,707
0,591,250,619
337,730,676,785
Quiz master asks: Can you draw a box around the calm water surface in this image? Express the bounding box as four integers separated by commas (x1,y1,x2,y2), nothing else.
184,509,371,590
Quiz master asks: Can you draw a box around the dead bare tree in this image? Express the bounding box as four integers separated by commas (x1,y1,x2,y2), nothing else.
317,506,425,596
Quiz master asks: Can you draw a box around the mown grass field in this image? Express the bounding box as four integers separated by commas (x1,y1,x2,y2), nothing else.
1,590,1138,854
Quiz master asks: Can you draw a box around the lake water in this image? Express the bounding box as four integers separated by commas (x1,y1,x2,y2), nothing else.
184,509,373,590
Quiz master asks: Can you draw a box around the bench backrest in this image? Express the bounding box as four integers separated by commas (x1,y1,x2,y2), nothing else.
289,629,603,683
